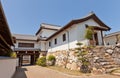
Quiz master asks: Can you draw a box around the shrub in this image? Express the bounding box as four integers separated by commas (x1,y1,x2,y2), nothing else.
10,52,17,58
36,56,46,67
85,26,93,40
47,55,56,66
47,55,55,61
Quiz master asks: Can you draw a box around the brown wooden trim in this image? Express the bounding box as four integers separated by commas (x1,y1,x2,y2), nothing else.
12,36,16,43
43,27,59,31
17,53,40,55
18,43,34,48
101,30,104,45
0,34,11,49
16,39,37,42
16,51,40,66
86,25,109,31
46,13,111,40
37,38,46,42
0,2,14,45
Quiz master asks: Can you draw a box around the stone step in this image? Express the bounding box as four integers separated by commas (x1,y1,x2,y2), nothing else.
102,60,113,62
103,55,112,58
106,67,119,73
96,59,113,63
100,62,115,66
103,65,119,69
102,57,114,62
111,72,120,76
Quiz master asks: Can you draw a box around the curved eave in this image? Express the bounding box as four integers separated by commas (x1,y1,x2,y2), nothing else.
0,35,11,50
91,14,111,30
36,26,59,35
0,2,14,46
86,25,110,31
46,13,111,41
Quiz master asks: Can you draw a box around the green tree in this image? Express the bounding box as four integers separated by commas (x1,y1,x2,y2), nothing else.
85,26,94,45
75,42,91,73
47,55,56,66
85,26,93,40
36,56,46,67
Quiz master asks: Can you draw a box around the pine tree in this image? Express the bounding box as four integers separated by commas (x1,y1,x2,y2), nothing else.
75,42,91,73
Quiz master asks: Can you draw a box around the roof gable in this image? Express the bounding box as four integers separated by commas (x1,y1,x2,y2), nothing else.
36,23,61,35
46,13,111,40
13,34,37,41
105,31,120,38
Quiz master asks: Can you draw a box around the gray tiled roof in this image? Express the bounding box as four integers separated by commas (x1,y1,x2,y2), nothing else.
41,23,62,30
14,48,41,51
105,31,120,37
12,34,37,40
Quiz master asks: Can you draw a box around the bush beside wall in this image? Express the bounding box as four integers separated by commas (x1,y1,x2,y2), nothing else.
36,56,46,67
47,45,120,74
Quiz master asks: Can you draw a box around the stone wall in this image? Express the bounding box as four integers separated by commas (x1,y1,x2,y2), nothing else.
47,49,79,70
47,45,120,74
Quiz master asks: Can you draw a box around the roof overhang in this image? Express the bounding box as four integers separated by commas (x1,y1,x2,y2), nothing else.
37,38,46,42
0,2,14,46
14,48,41,51
36,26,58,35
86,25,110,31
104,31,120,38
0,35,11,50
46,13,111,41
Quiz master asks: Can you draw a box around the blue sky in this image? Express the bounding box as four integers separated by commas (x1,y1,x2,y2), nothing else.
1,0,120,35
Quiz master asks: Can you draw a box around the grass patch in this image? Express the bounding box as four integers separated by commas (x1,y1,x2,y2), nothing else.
111,68,120,73
47,66,91,76
110,68,120,76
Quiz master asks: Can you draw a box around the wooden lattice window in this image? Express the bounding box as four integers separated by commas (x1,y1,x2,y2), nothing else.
18,43,34,48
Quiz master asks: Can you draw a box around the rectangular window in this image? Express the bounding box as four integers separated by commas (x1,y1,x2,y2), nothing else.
63,33,66,41
54,38,57,44
49,41,51,47
18,43,34,48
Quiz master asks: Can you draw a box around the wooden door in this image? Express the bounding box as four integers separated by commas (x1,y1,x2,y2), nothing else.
94,33,98,45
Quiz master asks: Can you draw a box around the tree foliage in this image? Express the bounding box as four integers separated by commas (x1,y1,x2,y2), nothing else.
47,55,56,61
36,56,46,67
10,52,17,58
75,42,91,73
47,55,56,66
85,26,94,40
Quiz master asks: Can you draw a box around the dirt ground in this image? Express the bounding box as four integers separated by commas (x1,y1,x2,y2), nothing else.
12,66,120,78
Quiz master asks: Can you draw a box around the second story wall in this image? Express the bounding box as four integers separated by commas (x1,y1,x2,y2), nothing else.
37,29,58,39
14,40,40,49
12,34,40,50
46,24,79,52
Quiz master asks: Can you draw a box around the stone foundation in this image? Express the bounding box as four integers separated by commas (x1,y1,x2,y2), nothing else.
47,45,120,74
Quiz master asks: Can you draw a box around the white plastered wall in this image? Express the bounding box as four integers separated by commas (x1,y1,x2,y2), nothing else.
47,24,78,52
14,40,40,49
47,18,104,52
37,29,57,38
76,19,103,45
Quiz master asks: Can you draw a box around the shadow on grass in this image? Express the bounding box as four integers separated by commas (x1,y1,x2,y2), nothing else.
12,67,27,78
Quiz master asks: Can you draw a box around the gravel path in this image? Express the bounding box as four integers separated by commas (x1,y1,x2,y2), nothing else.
13,66,120,78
